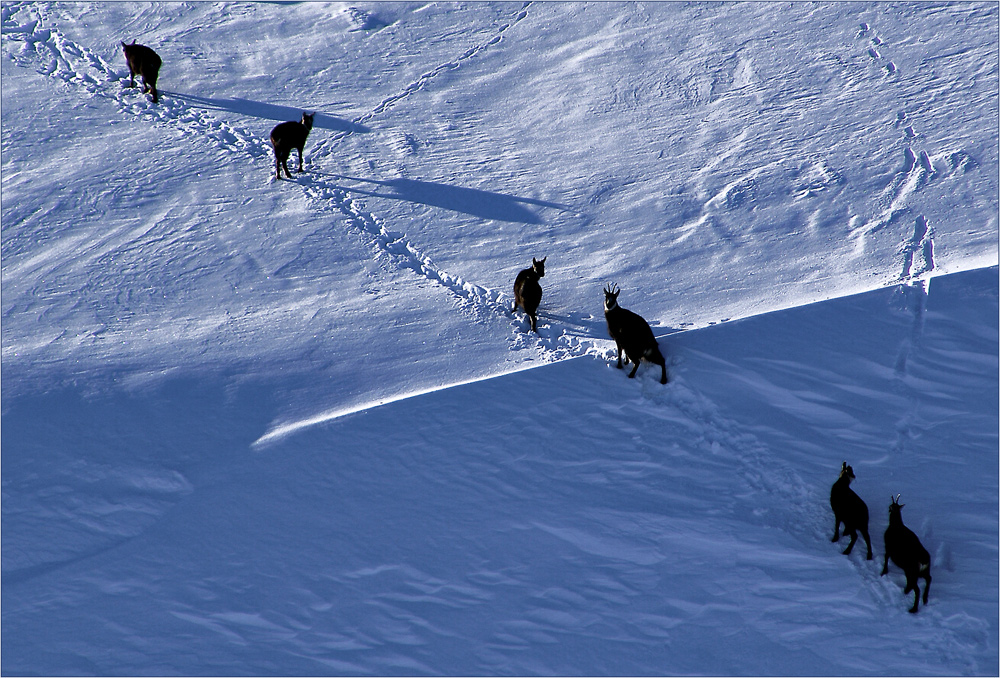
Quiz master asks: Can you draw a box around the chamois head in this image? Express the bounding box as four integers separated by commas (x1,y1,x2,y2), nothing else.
301,112,315,131
603,283,620,312
888,494,905,521
532,256,546,277
839,461,856,482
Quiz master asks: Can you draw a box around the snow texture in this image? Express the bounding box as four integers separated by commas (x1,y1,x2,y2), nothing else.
2,2,998,675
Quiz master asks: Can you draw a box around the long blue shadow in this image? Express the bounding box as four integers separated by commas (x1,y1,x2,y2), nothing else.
327,174,576,224
166,92,370,133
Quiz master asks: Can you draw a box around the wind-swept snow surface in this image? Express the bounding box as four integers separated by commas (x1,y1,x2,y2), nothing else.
2,1,997,675
3,270,997,676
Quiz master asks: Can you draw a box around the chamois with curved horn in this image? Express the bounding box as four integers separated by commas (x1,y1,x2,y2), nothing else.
603,283,667,384
881,494,932,613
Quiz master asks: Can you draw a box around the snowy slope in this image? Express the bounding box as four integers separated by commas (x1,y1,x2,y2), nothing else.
3,269,997,676
2,1,998,675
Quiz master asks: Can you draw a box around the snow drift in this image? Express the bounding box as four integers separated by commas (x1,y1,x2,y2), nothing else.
2,2,997,675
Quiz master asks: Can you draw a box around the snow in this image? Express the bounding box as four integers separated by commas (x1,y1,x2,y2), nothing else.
2,1,997,675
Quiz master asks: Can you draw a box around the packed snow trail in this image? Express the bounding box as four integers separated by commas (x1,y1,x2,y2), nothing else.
3,5,997,674
1,1,611,369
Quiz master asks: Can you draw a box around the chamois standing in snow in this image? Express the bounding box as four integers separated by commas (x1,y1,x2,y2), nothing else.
121,41,161,103
603,283,667,384
881,494,932,613
270,112,315,179
829,462,873,559
513,256,546,333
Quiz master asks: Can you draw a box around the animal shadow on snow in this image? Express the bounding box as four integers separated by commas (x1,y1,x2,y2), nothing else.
539,310,608,339
167,92,370,133
515,308,682,344
326,174,574,224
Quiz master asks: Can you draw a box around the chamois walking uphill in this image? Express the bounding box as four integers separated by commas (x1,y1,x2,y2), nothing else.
603,283,667,384
121,41,161,103
829,462,873,559
882,495,932,613
270,112,315,179
513,256,546,333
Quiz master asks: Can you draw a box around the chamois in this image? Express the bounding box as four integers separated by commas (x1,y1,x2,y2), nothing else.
603,283,667,384
881,495,932,613
829,462,872,559
121,41,161,103
513,256,546,333
270,112,315,179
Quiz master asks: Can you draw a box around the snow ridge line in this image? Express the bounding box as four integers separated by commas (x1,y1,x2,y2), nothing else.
310,1,532,157
0,2,600,365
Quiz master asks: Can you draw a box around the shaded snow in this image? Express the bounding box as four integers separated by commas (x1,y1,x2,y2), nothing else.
3,270,997,676
2,1,998,675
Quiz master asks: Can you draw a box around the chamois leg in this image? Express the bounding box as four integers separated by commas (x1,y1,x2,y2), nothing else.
529,312,538,333
905,576,921,613
615,342,624,369
921,571,931,604
296,146,304,172
659,362,667,384
832,519,841,542
860,527,873,560
628,358,640,379
843,528,858,555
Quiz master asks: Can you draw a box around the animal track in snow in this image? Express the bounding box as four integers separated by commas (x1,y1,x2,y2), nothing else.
899,215,935,282
310,2,532,159
851,146,935,245
891,218,934,395
1,5,272,164
1,2,604,367
297,175,603,363
856,22,896,76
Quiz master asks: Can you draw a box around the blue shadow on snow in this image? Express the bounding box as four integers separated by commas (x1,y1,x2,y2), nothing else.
166,92,370,133
325,173,575,224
